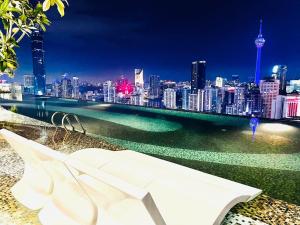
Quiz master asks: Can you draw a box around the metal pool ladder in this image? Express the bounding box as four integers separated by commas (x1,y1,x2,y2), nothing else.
51,112,86,134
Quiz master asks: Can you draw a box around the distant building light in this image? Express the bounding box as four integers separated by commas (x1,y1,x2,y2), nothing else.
272,65,279,74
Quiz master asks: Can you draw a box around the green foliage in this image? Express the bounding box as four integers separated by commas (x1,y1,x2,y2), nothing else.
10,104,17,112
0,0,67,77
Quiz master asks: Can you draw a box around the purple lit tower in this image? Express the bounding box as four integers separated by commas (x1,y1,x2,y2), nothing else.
254,19,266,86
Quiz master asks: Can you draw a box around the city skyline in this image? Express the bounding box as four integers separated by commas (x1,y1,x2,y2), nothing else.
6,0,300,83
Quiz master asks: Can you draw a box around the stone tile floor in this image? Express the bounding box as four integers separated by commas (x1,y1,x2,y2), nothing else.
0,122,299,225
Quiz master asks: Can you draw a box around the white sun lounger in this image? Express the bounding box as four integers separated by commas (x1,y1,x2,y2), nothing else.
1,129,262,225
0,129,56,210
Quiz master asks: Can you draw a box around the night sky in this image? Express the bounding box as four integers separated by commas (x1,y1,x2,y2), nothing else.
13,0,300,83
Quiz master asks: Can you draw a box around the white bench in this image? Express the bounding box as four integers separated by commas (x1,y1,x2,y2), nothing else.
0,129,262,225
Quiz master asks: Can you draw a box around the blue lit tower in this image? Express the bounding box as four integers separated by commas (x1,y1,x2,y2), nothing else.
254,19,266,86
31,25,46,96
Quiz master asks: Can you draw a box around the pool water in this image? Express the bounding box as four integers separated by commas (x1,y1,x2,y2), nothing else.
1,97,300,205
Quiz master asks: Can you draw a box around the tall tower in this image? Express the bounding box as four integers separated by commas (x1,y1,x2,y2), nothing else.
254,19,266,86
31,25,46,95
191,61,206,94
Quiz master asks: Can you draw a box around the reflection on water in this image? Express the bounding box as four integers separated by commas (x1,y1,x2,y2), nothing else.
0,97,300,154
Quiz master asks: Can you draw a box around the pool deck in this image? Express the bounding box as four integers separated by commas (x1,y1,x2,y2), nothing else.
0,108,299,225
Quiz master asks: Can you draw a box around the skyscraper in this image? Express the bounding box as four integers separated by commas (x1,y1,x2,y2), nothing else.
182,87,191,110
72,76,80,99
103,80,116,103
254,20,266,85
163,88,176,109
135,69,144,88
191,61,206,93
149,75,160,98
31,25,46,95
272,65,288,95
61,74,72,98
260,78,280,118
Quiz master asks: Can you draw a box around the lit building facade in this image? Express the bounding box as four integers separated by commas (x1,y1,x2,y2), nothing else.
135,69,144,88
149,75,160,98
283,95,300,118
234,87,246,115
260,79,280,118
31,26,46,95
103,81,116,103
163,88,176,109
188,93,198,111
182,88,191,110
61,74,72,98
72,77,80,99
271,94,300,119
245,87,263,116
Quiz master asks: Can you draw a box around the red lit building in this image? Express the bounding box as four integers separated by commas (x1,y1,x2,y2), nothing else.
283,95,300,118
116,77,133,95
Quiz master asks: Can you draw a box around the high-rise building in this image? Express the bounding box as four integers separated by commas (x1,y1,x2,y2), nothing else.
271,94,300,119
163,88,176,109
198,89,205,112
135,69,144,88
191,61,206,93
188,93,198,111
72,77,80,99
52,80,61,97
254,20,266,85
103,80,116,103
282,95,300,118
61,74,72,98
260,78,280,118
31,25,46,95
234,87,246,115
272,65,288,94
182,88,191,110
245,87,263,116
23,74,35,95
149,75,160,98
204,87,218,112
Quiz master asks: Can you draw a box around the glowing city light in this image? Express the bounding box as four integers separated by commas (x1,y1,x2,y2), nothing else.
272,65,279,74
260,123,296,133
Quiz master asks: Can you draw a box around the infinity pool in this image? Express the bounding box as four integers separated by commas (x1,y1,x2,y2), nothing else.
1,97,300,205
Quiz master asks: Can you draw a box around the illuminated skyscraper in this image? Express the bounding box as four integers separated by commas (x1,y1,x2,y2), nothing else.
149,75,160,98
72,76,80,99
260,78,280,118
191,61,206,93
103,80,116,103
182,87,191,110
254,20,266,85
61,74,72,98
163,88,176,109
135,69,144,88
31,26,46,95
